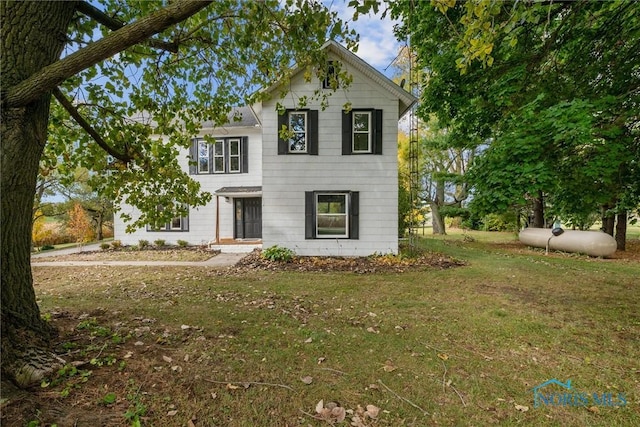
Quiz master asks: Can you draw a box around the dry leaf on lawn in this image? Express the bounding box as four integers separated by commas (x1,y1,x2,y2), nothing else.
382,360,397,372
365,404,380,419
301,376,313,384
514,404,529,412
437,353,449,361
226,383,240,390
162,355,172,363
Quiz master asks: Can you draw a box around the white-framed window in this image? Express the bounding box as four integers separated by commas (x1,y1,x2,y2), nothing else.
190,137,248,174
305,191,359,240
213,139,225,173
198,140,210,173
289,111,307,153
228,138,241,173
352,111,372,153
342,109,382,155
170,216,183,230
316,193,348,238
147,205,189,232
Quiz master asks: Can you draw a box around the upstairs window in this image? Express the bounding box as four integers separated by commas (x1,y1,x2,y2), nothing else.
198,140,210,173
352,111,372,153
322,61,338,90
289,112,308,153
342,109,383,155
190,137,248,174
278,109,318,155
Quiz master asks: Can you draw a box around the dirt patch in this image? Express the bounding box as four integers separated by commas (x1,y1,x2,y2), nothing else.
40,247,218,262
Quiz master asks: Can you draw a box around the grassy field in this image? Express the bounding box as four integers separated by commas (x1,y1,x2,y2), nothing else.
6,231,639,426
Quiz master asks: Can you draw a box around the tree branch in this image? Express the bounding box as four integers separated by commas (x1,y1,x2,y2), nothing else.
2,0,212,109
76,1,179,53
52,87,131,163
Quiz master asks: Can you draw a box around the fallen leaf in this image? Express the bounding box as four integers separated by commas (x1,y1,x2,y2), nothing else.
181,324,191,330
210,392,217,399
123,351,133,359
316,400,324,414
167,410,178,416
438,353,449,361
226,383,240,390
365,404,380,419
382,360,397,372
162,355,172,363
301,376,313,385
587,406,600,414
304,337,313,343
515,404,529,412
331,406,346,423
317,357,326,364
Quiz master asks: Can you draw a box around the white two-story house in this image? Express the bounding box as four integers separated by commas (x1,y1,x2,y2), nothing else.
113,41,416,256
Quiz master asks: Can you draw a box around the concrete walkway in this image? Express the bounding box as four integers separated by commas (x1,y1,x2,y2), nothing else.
31,244,248,268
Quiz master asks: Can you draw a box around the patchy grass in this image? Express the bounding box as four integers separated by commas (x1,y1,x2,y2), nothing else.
3,232,639,426
39,247,217,262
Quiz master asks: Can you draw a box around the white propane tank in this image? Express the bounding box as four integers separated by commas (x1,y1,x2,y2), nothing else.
519,228,617,257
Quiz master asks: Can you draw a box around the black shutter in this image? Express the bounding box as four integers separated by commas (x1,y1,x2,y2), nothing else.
342,110,352,155
189,139,197,174
350,192,359,239
241,137,249,173
308,110,318,155
305,191,315,239
209,140,215,173
373,109,383,154
182,211,189,231
277,112,288,155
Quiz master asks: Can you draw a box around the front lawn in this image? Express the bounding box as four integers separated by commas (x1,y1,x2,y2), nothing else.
5,231,638,426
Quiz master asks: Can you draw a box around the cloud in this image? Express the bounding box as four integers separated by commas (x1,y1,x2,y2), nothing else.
329,1,404,75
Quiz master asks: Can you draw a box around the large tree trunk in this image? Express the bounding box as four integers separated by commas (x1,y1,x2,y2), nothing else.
615,211,627,251
1,1,78,387
601,204,615,236
532,192,545,228
430,202,446,235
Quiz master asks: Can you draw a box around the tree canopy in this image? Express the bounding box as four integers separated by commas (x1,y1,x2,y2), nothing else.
1,0,355,387
383,0,639,240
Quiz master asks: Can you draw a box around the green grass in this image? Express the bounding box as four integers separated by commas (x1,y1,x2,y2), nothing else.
28,231,640,427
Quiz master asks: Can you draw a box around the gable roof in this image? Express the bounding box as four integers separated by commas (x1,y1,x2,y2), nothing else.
265,40,417,118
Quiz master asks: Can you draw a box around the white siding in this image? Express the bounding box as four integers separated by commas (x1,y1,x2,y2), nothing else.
113,126,262,246
262,59,399,256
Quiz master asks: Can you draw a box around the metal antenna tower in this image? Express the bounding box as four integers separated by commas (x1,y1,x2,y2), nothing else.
407,40,421,248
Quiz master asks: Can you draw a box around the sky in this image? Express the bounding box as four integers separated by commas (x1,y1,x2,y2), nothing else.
327,1,405,78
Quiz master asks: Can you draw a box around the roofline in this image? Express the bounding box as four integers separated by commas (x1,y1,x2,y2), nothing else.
264,40,417,118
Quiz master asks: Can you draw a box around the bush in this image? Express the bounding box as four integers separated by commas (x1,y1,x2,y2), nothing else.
177,240,189,247
261,245,295,262
154,239,166,247
482,212,518,232
138,240,150,249
111,240,122,249
100,243,111,251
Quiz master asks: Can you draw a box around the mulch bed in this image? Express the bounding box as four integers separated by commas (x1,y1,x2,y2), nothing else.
231,249,465,274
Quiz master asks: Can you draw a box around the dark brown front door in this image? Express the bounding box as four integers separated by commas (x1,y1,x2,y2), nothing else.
234,198,262,239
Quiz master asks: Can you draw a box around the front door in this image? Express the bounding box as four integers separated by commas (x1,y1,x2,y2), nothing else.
234,198,262,239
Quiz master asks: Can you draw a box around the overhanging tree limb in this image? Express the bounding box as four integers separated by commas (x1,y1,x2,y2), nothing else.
76,1,179,53
2,0,212,109
52,87,131,163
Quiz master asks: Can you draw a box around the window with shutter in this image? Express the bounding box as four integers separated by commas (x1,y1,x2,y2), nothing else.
278,110,318,155
342,109,383,155
190,137,249,174
305,191,359,240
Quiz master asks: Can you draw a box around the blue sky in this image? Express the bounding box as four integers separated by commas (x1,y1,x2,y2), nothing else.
328,1,404,77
